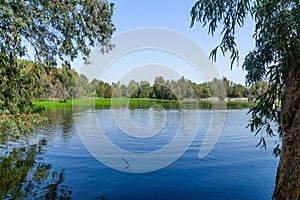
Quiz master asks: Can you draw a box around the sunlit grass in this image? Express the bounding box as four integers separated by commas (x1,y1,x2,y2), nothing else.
32,98,255,110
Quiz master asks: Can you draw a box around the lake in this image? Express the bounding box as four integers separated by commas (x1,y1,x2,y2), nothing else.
0,108,279,199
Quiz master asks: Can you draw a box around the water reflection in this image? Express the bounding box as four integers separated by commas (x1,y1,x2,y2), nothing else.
95,99,253,110
0,139,72,199
0,110,75,200
41,109,74,143
0,108,277,200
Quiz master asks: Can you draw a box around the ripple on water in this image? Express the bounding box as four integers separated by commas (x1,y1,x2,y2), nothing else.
0,109,279,200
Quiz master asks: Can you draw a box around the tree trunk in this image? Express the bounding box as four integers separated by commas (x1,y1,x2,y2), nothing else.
273,65,300,199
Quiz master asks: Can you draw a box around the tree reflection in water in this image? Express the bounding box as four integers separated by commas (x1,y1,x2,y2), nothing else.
0,139,72,199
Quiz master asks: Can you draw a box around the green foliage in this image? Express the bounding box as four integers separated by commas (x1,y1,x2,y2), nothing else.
10,60,261,104
0,0,115,62
0,59,48,135
0,0,115,133
127,80,139,98
191,0,300,153
95,80,112,98
30,72,257,101
139,80,152,98
206,78,226,100
33,97,255,111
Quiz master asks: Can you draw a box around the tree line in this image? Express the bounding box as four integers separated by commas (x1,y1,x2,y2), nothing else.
19,59,268,101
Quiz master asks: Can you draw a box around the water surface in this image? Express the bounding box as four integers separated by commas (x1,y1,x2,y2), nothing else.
0,109,279,199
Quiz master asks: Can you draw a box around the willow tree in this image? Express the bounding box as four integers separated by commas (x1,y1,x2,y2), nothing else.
190,0,299,198
0,0,115,133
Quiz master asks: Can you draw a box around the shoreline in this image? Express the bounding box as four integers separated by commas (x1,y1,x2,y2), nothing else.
32,98,256,110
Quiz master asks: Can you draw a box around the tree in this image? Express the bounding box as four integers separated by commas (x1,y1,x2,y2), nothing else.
0,0,115,133
207,78,226,100
139,81,152,98
75,74,89,97
192,82,211,99
153,76,166,99
120,84,128,97
228,83,246,98
127,80,139,98
103,82,112,98
191,0,300,198
112,81,122,98
59,65,78,100
96,80,106,98
247,81,269,101
87,79,100,96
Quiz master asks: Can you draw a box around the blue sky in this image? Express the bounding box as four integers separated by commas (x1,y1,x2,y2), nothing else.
77,0,256,84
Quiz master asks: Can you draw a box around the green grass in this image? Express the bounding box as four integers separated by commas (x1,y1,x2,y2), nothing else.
32,98,124,109
32,98,255,110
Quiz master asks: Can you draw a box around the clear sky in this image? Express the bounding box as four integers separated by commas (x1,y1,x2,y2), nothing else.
76,0,256,84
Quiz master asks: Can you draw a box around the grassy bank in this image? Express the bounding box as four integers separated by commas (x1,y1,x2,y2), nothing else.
32,98,256,110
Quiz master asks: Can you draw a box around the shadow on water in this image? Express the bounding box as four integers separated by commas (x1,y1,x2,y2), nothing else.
0,110,75,200
0,102,258,200
93,99,253,110
42,109,74,143
0,139,72,200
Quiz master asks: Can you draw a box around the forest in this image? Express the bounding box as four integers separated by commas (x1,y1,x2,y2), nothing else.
20,59,268,102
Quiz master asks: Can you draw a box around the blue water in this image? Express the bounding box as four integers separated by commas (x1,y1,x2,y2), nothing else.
1,109,279,199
